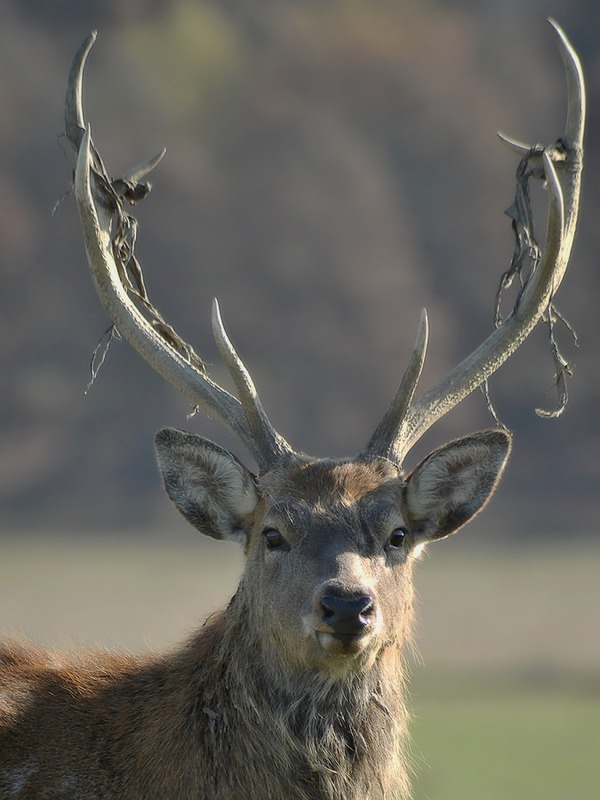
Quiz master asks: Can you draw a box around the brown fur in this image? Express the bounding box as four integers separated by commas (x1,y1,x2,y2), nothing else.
0,429,510,799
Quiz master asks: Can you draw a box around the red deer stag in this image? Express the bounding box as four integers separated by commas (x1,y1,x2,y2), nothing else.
0,21,584,800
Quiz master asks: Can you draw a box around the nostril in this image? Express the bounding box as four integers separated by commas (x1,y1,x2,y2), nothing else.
360,598,375,618
320,596,335,617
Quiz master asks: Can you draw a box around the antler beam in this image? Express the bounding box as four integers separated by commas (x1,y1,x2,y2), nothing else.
364,19,584,465
66,32,291,471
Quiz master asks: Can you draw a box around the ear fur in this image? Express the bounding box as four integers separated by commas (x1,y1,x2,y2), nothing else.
403,429,511,542
154,428,258,542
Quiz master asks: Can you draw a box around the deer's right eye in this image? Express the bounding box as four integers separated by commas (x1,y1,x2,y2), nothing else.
387,527,407,550
263,529,285,550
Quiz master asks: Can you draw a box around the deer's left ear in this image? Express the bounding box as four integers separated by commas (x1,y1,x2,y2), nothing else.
154,428,259,543
403,430,511,542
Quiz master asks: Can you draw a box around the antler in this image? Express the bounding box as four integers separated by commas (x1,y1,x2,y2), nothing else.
364,20,584,465
67,23,583,473
65,32,292,472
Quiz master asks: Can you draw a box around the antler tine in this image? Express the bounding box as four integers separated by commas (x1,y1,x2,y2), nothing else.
548,19,585,149
65,31,96,153
211,300,292,462
68,34,288,472
388,21,584,464
496,132,531,157
362,309,429,462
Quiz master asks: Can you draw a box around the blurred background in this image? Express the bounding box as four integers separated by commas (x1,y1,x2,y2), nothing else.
1,1,598,797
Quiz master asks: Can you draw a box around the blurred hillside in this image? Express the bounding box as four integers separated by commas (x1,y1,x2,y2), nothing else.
0,0,598,538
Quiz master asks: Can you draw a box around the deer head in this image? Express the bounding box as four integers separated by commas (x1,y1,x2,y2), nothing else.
64,21,583,675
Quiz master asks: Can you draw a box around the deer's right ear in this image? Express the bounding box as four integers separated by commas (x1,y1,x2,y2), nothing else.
154,428,258,543
403,429,511,543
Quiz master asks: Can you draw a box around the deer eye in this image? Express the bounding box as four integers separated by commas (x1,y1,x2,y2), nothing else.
387,527,407,549
263,529,285,550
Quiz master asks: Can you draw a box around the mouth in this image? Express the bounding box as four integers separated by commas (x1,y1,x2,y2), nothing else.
315,630,371,657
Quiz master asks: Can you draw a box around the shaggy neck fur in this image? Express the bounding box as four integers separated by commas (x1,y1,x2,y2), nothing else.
173,589,413,800
0,585,414,800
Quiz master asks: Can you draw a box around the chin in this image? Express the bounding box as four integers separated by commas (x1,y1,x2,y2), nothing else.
313,631,380,674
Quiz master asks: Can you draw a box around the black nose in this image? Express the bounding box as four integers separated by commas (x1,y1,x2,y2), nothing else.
319,593,374,635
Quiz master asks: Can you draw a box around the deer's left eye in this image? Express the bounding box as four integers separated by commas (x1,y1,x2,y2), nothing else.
387,527,407,549
263,529,285,550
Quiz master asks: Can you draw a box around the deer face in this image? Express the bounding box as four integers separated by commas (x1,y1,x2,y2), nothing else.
155,427,510,675
244,457,414,672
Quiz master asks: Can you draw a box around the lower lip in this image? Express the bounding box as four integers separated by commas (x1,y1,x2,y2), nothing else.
316,630,367,656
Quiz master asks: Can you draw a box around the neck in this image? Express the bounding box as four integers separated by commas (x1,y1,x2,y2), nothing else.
175,596,413,799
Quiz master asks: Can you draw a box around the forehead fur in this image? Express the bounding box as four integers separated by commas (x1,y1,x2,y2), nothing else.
260,457,402,509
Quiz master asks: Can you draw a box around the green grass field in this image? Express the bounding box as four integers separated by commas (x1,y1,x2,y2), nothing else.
1,533,598,796
410,676,600,799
